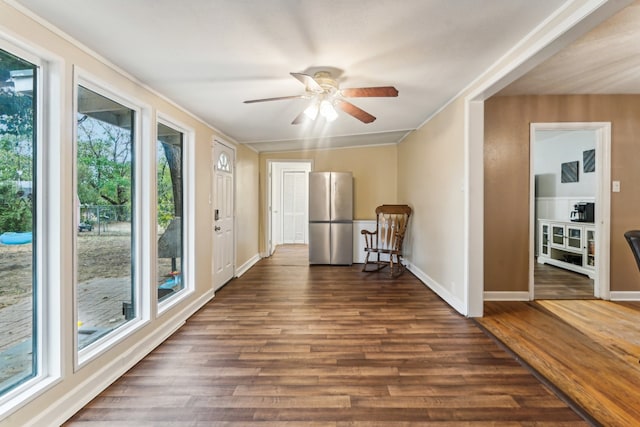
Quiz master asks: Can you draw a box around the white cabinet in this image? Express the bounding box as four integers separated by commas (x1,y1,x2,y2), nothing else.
538,220,595,278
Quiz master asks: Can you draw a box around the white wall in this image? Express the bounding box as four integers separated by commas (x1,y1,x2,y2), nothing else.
398,98,467,314
534,130,596,198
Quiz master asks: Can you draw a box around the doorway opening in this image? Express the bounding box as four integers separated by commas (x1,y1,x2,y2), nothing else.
529,122,611,300
267,160,312,257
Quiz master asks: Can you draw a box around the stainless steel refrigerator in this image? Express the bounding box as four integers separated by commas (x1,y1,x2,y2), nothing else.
308,171,353,265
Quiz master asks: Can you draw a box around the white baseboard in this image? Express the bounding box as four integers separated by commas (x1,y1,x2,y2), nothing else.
609,291,640,301
483,291,531,301
235,253,261,278
37,289,215,427
405,260,466,316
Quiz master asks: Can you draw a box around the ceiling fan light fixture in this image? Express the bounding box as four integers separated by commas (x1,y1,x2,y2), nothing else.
320,99,338,122
244,70,397,124
304,101,319,120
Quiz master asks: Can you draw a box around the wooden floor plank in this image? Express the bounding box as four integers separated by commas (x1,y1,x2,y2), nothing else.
538,300,640,366
64,245,587,426
479,300,640,427
534,262,595,299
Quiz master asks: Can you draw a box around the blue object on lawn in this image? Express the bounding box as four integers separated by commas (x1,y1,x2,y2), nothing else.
159,277,176,289
159,276,181,289
0,231,33,245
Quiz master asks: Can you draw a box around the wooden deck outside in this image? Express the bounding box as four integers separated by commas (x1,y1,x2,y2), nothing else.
65,245,589,426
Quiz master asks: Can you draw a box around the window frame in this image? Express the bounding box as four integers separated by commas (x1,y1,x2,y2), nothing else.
155,114,195,316
73,69,150,369
0,37,62,417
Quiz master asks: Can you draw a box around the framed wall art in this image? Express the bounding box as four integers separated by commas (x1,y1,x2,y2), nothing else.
561,160,579,183
583,149,595,173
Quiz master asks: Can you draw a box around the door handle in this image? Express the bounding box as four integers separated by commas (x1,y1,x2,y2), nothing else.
214,226,221,232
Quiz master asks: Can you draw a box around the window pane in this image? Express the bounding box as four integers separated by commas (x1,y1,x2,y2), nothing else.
156,123,183,302
0,49,37,394
76,86,135,350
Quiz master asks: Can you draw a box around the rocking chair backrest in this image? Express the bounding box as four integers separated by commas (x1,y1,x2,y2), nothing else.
374,205,412,253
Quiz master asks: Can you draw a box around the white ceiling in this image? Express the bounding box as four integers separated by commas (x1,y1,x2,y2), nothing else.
10,0,621,152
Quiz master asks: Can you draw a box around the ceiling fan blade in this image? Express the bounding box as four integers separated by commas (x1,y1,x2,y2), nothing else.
244,95,307,104
290,72,323,92
335,100,376,123
341,86,398,98
291,110,311,125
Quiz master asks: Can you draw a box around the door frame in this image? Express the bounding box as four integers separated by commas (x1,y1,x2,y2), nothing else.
212,139,236,290
266,159,313,256
528,122,611,300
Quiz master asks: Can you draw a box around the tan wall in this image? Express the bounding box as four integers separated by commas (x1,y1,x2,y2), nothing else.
258,145,398,253
398,98,466,304
484,95,640,292
235,144,260,266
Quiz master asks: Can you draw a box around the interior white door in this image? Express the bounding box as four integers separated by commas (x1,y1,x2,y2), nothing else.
213,141,235,290
282,170,307,244
268,161,312,253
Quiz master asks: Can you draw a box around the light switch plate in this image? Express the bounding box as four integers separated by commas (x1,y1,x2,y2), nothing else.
612,180,620,192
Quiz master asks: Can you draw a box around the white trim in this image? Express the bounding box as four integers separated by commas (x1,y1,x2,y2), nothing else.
464,100,484,317
246,130,413,146
609,292,640,301
235,253,261,278
0,38,66,419
405,261,466,315
466,0,631,103
22,289,215,427
353,220,376,264
72,66,153,368
529,122,611,300
265,159,314,257
156,114,197,316
483,292,531,301
254,141,401,154
536,196,596,202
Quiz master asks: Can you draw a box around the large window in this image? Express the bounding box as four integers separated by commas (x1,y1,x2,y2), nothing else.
156,123,184,302
0,49,37,394
76,85,135,351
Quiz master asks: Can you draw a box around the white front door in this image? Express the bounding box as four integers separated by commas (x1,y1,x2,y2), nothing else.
213,141,235,290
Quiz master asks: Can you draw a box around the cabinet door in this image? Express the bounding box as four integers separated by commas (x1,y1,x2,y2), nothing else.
566,225,583,250
585,227,595,268
551,225,565,246
540,223,549,256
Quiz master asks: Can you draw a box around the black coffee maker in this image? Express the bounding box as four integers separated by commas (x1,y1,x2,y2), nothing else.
570,202,595,222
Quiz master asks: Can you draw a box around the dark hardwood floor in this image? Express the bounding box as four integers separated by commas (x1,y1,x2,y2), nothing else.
534,261,595,299
65,245,588,426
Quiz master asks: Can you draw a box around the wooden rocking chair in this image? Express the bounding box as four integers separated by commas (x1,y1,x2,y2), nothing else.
361,204,412,277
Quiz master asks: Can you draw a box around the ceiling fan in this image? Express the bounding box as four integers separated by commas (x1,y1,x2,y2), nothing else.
243,71,398,124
